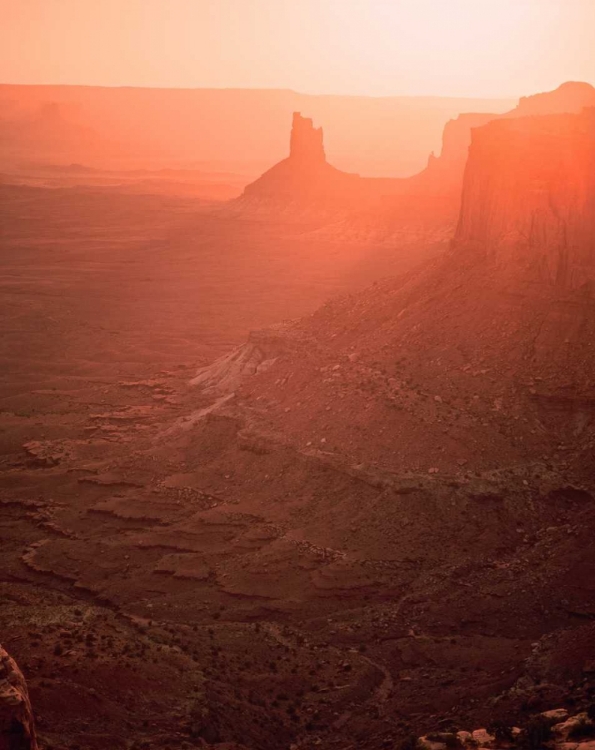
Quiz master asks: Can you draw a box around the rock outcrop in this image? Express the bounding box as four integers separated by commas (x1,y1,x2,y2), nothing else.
238,112,352,209
236,112,437,216
238,111,402,212
189,327,295,394
0,646,38,750
417,710,595,750
289,112,325,163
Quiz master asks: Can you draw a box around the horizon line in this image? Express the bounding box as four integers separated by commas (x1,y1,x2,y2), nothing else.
0,80,529,102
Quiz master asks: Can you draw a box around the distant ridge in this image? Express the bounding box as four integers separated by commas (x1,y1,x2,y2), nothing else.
0,84,514,176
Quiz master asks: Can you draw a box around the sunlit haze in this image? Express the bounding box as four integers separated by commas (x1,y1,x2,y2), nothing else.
2,3,595,750
2,0,594,97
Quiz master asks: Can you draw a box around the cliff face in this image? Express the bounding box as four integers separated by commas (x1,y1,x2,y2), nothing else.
0,646,38,750
431,112,497,166
420,82,595,191
455,110,595,292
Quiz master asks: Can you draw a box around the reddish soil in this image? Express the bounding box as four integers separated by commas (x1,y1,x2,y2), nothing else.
2,107,595,750
0,181,447,750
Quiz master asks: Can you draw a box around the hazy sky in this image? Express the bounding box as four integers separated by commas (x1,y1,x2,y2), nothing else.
2,0,594,98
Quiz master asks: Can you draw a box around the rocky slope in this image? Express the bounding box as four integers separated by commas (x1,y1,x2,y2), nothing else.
0,646,38,750
417,707,595,750
162,105,595,746
204,108,595,473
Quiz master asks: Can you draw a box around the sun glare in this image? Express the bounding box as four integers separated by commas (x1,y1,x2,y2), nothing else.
0,0,592,97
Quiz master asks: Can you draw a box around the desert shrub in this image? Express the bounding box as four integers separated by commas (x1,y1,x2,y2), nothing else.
444,734,462,749
519,716,553,749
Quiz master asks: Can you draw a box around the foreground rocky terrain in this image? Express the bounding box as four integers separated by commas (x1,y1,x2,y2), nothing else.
2,93,595,750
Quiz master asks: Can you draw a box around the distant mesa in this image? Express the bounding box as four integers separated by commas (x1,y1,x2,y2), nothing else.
0,100,99,157
514,80,595,117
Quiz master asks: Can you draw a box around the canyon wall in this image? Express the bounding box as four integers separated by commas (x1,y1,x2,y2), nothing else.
423,82,595,184
455,109,595,292
427,112,496,168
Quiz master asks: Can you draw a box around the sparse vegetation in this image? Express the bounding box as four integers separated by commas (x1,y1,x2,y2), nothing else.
488,720,516,745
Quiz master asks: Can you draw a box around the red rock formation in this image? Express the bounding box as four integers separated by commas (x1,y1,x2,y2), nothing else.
238,112,420,214
289,112,325,163
455,109,595,292
427,112,497,170
217,105,595,466
0,646,38,750
421,82,595,188
238,83,595,222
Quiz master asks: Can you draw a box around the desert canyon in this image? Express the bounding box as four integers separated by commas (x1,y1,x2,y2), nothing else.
1,72,595,750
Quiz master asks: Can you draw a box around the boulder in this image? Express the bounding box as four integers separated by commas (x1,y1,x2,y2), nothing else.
0,645,38,750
